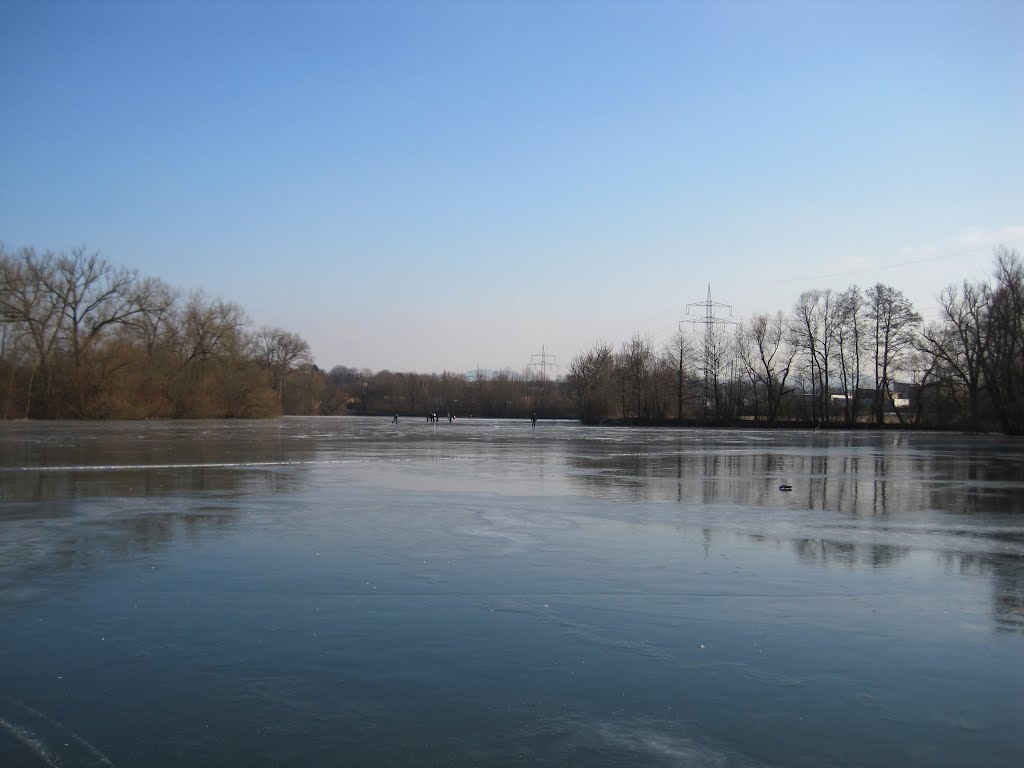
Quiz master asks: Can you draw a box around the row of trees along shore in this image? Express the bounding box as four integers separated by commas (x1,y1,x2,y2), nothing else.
0,245,318,419
2,244,1022,433
0,245,569,420
568,247,1024,434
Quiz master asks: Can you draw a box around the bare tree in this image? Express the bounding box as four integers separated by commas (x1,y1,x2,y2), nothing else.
401,372,427,415
175,292,251,416
791,289,840,425
0,307,33,418
0,247,67,416
699,321,735,424
866,283,922,426
128,277,179,355
982,247,1024,434
737,311,795,424
917,281,987,430
567,340,614,423
832,286,867,426
254,326,312,407
663,328,695,422
616,334,658,422
46,248,144,416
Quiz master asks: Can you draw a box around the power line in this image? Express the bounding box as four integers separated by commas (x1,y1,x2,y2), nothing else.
751,247,997,286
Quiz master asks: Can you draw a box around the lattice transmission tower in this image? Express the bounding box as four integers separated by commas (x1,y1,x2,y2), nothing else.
525,345,559,418
528,344,559,380
685,284,737,422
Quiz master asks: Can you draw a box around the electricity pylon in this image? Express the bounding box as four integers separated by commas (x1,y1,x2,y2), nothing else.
685,284,736,423
528,344,559,380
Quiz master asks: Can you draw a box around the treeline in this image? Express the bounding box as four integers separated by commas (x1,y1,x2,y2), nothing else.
567,247,1024,434
0,244,573,421
325,365,571,419
5,243,1021,433
0,245,322,418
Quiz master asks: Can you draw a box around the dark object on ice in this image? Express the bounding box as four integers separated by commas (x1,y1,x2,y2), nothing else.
779,484,793,491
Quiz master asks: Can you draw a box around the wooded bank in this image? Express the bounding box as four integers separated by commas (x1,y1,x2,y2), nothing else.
3,244,1022,433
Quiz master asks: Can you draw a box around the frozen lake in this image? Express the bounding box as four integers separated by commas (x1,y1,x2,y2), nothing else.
1,417,1023,766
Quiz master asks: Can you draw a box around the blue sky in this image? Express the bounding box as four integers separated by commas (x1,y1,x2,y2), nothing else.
2,0,1021,373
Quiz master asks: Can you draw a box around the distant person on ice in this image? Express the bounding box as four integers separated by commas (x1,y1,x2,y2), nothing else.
392,412,398,424
532,412,537,426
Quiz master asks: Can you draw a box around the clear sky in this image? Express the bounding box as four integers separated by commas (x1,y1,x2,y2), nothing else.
2,0,1021,374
